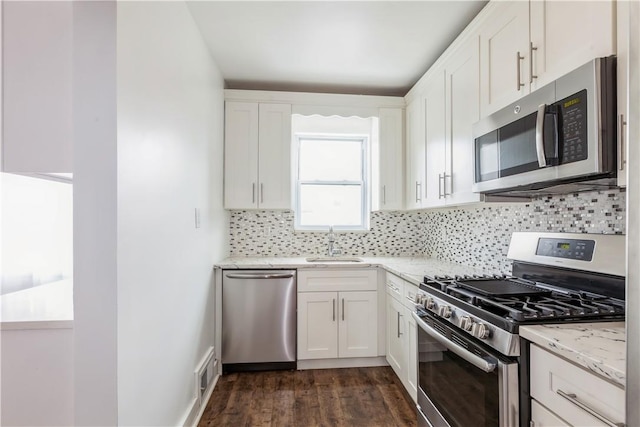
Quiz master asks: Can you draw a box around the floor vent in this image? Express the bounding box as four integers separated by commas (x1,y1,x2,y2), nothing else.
195,346,216,405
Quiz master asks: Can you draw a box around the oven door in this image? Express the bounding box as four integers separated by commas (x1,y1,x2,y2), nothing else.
413,311,519,427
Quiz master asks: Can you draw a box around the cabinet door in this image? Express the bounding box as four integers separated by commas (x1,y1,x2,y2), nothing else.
405,97,425,209
479,1,530,116
2,1,73,173
386,295,406,378
445,38,483,206
224,102,259,209
377,108,404,211
406,311,418,402
258,103,292,209
616,0,634,188
297,292,338,360
530,0,615,91
423,70,447,208
338,291,378,358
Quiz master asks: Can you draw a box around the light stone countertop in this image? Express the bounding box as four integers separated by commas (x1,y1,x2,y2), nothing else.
215,256,501,286
520,322,626,388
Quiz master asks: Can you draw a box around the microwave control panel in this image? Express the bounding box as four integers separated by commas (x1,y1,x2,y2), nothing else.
536,237,595,261
557,89,588,164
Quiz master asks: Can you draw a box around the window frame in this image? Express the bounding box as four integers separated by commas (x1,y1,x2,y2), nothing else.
294,133,370,232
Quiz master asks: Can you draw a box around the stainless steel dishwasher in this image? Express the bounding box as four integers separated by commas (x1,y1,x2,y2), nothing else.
222,270,296,373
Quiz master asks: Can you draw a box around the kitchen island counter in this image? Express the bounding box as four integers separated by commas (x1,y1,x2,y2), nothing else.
520,322,626,387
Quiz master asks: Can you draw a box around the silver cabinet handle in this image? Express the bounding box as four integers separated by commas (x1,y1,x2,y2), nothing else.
535,104,547,167
382,185,386,205
342,298,345,321
619,114,627,171
444,173,451,196
332,299,336,322
397,312,401,337
516,51,525,91
260,183,264,203
438,173,444,199
225,273,294,279
415,181,422,203
252,183,256,204
529,42,538,83
413,312,497,373
556,389,625,427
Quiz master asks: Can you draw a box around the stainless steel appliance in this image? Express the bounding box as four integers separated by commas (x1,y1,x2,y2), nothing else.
222,270,296,373
472,57,617,196
413,232,625,427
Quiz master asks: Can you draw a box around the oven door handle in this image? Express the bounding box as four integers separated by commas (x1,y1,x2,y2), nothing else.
412,312,497,373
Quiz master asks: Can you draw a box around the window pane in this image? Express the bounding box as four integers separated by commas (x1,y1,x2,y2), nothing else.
299,184,362,227
299,139,362,181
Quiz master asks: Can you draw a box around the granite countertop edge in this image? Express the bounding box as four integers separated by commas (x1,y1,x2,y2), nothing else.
520,323,626,388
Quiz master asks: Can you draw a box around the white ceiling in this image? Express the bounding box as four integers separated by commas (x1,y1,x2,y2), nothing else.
187,1,488,97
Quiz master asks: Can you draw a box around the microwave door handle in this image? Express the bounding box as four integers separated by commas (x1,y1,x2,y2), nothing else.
535,104,547,167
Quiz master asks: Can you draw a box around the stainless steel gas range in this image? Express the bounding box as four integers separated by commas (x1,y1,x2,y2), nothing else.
413,232,625,427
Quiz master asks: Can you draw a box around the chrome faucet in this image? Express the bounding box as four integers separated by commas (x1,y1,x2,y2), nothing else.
327,225,341,257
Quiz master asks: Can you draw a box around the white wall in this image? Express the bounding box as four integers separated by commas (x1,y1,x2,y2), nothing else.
1,328,74,426
116,2,227,425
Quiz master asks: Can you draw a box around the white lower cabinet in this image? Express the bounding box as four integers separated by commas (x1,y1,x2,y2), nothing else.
297,269,378,361
385,272,418,402
298,292,339,359
406,312,418,399
386,296,406,375
529,344,625,427
531,400,569,427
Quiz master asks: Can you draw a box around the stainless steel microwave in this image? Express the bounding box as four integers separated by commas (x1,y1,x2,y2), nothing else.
472,57,617,196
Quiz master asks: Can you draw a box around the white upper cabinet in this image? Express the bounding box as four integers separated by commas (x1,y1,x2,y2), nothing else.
478,1,530,117
479,0,615,117
2,1,73,173
615,0,637,188
376,108,404,211
416,38,483,209
257,103,292,209
423,70,447,208
529,0,615,91
445,38,483,206
224,101,292,209
405,97,426,210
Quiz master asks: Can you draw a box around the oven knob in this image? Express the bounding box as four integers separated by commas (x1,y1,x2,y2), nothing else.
472,322,491,339
438,305,452,319
415,293,423,304
459,316,474,331
424,297,435,310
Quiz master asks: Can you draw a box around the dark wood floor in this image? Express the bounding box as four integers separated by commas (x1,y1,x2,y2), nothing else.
198,366,417,427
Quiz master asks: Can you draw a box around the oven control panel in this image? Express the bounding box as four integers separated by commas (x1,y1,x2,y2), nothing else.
415,289,520,356
536,237,595,261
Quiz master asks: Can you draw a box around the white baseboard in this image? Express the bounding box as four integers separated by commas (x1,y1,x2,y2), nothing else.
297,356,388,370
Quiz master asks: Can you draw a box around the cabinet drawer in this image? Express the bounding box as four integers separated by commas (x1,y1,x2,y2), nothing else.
530,345,625,427
298,269,377,292
531,400,569,427
385,272,404,301
402,282,419,310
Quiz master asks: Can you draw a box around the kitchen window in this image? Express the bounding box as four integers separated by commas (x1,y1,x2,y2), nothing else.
294,134,369,231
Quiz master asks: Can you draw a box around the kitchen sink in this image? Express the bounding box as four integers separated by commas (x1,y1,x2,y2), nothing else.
305,256,364,263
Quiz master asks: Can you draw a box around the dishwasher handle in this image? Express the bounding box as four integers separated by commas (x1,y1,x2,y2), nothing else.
225,273,295,280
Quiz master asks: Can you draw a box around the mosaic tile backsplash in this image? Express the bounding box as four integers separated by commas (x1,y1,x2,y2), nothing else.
229,188,626,273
